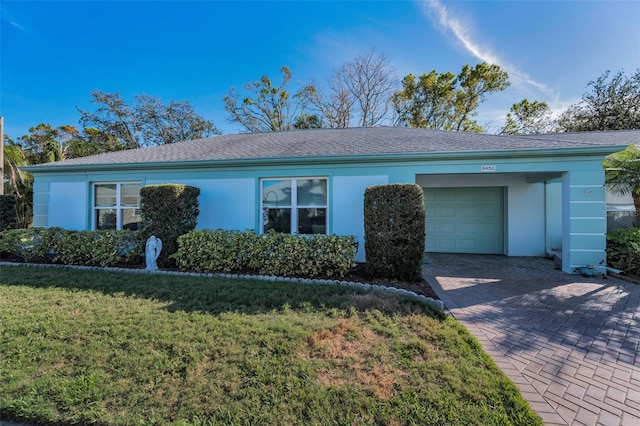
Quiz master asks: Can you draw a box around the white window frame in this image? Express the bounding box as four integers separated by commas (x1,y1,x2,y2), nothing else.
260,177,329,235
92,182,142,230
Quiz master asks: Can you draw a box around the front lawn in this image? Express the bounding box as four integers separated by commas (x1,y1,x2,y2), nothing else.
0,265,542,425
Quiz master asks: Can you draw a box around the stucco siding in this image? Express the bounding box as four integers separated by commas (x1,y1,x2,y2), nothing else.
508,182,546,256
49,182,88,230
32,179,50,227
569,218,606,234
570,185,605,202
332,175,389,262
562,170,607,274
545,181,563,253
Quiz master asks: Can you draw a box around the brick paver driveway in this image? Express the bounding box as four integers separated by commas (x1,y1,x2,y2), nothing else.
424,253,640,426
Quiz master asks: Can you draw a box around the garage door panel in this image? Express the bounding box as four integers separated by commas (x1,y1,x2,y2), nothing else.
423,191,437,202
457,239,477,250
457,222,498,234
437,239,457,250
458,192,483,202
458,206,500,217
439,222,457,233
435,191,457,201
424,187,504,254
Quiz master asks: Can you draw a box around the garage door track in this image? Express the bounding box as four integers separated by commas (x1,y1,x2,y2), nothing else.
424,253,640,426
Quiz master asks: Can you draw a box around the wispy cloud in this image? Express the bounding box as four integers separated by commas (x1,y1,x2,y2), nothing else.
1,3,26,32
420,0,555,96
8,20,25,31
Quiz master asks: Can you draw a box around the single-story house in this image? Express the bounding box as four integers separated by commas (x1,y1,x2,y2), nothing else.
22,127,640,275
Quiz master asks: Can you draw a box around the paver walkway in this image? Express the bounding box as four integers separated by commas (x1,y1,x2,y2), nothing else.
424,253,640,426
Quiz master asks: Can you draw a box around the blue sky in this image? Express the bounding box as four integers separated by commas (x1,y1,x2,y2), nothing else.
1,0,639,139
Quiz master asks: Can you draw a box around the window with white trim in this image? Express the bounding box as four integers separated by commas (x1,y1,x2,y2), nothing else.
261,177,328,234
93,182,142,230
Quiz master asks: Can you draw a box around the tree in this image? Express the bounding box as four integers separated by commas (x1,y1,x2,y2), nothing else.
604,144,640,218
393,62,510,132
453,63,511,132
136,95,220,144
78,91,138,149
79,90,219,148
500,99,553,135
392,71,457,130
17,123,105,162
224,66,309,132
2,135,33,228
305,49,397,128
335,49,397,127
293,114,323,129
63,128,107,159
556,69,640,132
303,77,353,128
18,123,63,164
3,135,28,197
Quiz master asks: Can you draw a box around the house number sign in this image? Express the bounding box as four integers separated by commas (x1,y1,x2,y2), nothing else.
480,165,497,172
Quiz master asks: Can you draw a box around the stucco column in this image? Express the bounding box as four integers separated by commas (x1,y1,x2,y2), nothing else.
561,170,607,275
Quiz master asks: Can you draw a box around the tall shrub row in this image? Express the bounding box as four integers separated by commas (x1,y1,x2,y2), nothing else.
364,184,425,281
140,184,200,266
0,228,143,267
172,229,358,278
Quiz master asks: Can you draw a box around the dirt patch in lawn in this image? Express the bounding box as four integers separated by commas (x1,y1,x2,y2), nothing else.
300,319,403,399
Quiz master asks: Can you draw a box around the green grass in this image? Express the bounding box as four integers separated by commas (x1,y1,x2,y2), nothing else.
0,265,542,426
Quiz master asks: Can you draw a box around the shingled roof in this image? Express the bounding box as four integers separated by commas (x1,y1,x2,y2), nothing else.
25,127,640,169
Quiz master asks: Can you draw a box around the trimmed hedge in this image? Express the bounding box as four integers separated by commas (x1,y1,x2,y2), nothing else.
0,227,357,278
140,184,200,266
364,184,425,281
0,228,144,267
172,229,358,278
607,228,640,275
0,194,18,231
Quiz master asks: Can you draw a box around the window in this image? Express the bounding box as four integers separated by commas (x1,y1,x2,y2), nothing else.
261,178,328,234
93,182,142,230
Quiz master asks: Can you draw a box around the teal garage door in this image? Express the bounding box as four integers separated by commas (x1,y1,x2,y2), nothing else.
424,187,504,254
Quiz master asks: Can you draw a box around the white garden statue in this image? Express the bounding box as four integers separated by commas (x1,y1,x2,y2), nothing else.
145,235,162,271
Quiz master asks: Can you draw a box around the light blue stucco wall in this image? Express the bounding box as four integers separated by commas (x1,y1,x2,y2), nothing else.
332,175,389,261
49,182,87,230
545,180,563,253
562,169,608,274
31,148,618,274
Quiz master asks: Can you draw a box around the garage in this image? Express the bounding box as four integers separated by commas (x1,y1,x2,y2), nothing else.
424,187,504,254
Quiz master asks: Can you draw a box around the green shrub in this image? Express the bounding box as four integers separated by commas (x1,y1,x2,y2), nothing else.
0,228,38,259
0,228,143,267
1,227,357,278
364,184,425,281
0,227,66,262
52,230,144,267
0,195,18,230
169,229,260,273
172,229,358,278
607,228,640,275
140,184,200,267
